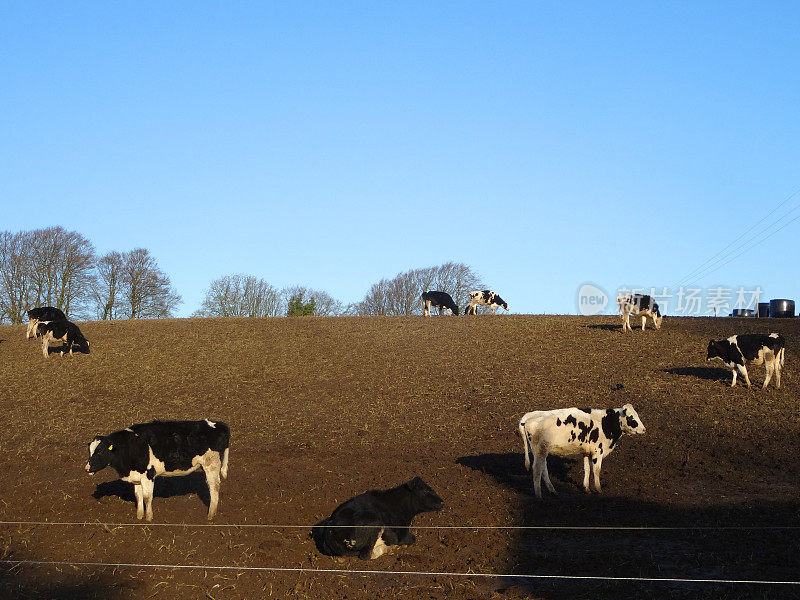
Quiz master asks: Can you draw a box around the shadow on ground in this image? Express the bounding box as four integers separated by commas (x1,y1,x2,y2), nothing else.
92,472,210,508
458,452,800,600
663,366,730,382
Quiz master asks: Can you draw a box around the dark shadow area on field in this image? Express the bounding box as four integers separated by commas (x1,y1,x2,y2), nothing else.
583,324,623,331
457,452,800,600
92,472,211,508
44,344,88,356
0,548,136,600
663,366,730,382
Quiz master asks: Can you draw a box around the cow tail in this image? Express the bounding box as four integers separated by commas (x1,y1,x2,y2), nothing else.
779,346,785,369
220,447,229,479
519,419,531,471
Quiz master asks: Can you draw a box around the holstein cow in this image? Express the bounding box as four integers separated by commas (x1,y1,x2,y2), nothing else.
26,306,66,339
421,291,459,316
518,404,646,498
467,290,508,315
312,477,444,560
617,294,662,332
38,320,89,358
707,333,786,389
85,419,230,521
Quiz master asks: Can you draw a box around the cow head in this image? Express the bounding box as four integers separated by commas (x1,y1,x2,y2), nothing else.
85,435,115,474
501,301,509,311
707,340,724,362
406,477,444,512
653,303,662,329
620,404,646,434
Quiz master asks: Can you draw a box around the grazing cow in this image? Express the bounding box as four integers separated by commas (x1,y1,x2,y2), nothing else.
707,333,786,388
26,306,66,339
38,320,89,358
312,477,444,560
468,290,508,315
85,419,230,521
518,404,646,498
421,291,459,316
617,294,662,331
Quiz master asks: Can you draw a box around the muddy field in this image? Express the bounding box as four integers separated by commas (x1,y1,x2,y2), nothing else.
1,315,798,599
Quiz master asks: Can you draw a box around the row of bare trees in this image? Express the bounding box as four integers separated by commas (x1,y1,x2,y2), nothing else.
0,227,181,324
192,277,344,318
194,262,482,318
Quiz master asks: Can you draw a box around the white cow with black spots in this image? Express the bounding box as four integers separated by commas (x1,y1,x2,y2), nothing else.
518,404,646,498
467,290,508,315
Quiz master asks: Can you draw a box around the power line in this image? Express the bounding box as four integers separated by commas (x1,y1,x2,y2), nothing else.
1,559,798,586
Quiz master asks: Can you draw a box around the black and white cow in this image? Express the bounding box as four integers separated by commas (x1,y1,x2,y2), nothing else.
421,291,459,316
26,306,66,339
707,333,786,389
467,290,508,315
312,477,444,560
38,320,89,358
518,404,646,498
617,294,662,332
85,419,230,521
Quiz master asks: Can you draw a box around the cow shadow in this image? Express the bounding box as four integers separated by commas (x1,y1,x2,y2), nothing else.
583,324,622,331
456,452,580,498
663,366,729,382
45,344,89,356
92,472,211,507
457,452,800,599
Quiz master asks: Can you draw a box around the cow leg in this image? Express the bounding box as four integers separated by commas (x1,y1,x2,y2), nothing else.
202,454,223,520
491,305,496,315
737,365,751,388
358,528,385,560
583,456,591,492
641,315,646,331
134,484,144,520
542,459,557,495
141,477,155,522
775,359,781,389
531,453,546,499
763,358,774,389
423,301,430,317
42,334,51,358
591,454,603,493
730,368,738,387
622,311,630,332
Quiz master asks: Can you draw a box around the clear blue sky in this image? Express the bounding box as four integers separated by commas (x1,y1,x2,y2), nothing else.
2,3,799,316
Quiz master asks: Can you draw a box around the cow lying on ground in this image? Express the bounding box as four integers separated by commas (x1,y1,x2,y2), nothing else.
617,294,662,331
518,404,646,498
312,477,444,560
85,419,230,521
38,320,89,357
26,306,66,339
707,333,786,388
467,290,508,315
421,291,459,316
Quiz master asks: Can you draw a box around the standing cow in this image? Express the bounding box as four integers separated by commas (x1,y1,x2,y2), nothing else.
26,306,66,339
85,419,230,521
617,294,662,332
467,290,508,315
38,320,90,357
707,333,785,388
518,404,646,498
421,291,459,316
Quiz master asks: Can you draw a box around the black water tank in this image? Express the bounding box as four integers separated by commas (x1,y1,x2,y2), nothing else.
732,309,754,317
757,302,770,317
769,299,796,318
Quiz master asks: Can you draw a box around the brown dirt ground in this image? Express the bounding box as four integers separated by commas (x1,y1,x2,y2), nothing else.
0,315,798,600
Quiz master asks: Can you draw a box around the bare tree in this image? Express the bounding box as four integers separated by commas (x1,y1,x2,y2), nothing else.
0,230,35,324
119,248,182,319
92,251,124,320
281,285,344,317
28,227,95,317
194,274,282,318
353,262,483,316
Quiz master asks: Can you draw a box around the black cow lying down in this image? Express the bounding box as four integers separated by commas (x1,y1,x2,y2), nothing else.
312,477,444,560
26,306,66,339
37,320,89,357
85,419,230,521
